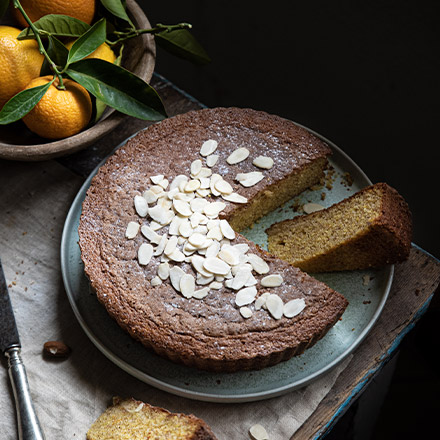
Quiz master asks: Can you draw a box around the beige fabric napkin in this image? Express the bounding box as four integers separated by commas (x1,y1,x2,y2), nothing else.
0,160,351,439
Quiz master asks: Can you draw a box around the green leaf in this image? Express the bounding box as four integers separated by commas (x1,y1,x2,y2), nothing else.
67,18,107,66
0,0,9,20
66,59,167,121
99,0,134,27
40,35,69,76
17,14,91,40
155,28,211,65
0,80,54,125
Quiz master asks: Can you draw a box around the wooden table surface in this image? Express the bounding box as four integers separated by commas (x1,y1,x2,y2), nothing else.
2,73,440,439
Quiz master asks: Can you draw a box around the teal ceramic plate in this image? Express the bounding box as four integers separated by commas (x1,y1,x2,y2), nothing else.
61,126,393,403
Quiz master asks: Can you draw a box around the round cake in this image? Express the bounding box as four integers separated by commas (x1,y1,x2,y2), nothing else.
78,107,348,372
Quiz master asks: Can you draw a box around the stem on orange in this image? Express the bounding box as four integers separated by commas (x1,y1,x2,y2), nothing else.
12,0,66,90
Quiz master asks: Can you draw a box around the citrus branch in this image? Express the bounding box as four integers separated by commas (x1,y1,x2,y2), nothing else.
12,0,66,89
106,22,192,46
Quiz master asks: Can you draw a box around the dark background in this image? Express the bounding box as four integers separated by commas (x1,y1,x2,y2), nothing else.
137,1,439,439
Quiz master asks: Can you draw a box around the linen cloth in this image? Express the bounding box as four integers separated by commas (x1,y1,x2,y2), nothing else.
0,160,350,439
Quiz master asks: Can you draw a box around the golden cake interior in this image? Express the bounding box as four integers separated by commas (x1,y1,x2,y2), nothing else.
267,183,411,272
228,157,328,231
87,398,216,440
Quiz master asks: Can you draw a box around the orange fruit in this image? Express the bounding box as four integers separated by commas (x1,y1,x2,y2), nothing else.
22,76,92,139
13,0,96,28
0,26,44,109
65,40,116,64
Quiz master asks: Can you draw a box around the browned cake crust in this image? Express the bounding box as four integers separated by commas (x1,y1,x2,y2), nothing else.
78,107,348,372
86,397,218,440
267,182,413,272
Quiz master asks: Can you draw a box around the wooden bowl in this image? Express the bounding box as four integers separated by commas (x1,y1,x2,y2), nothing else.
0,0,155,161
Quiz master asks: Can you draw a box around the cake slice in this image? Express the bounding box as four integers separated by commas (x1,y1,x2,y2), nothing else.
87,397,218,440
266,183,412,272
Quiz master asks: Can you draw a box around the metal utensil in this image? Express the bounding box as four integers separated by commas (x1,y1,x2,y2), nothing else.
0,259,45,440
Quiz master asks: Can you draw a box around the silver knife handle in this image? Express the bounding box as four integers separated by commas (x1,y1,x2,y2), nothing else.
5,346,45,440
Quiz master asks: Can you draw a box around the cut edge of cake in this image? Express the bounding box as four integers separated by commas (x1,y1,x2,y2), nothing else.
266,182,412,272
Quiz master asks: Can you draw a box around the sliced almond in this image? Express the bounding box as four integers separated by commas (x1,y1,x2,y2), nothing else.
198,177,211,189
233,243,249,254
249,424,269,440
255,292,270,310
168,215,185,235
206,226,223,241
247,253,270,274
204,201,226,217
185,179,201,192
206,154,219,167
150,185,164,195
157,262,170,280
167,187,179,199
174,192,194,202
205,241,221,259
197,167,212,179
218,246,240,267
283,298,306,318
157,197,172,210
236,171,264,187
169,175,188,191
153,234,168,256
209,281,223,290
231,268,252,290
134,195,148,217
193,287,210,299
200,139,218,156
226,147,250,165
203,257,231,275
158,178,169,190
180,274,195,298
193,225,208,235
190,159,202,176
240,307,253,319
187,232,206,248
214,179,233,195
231,262,252,276
190,198,208,213
196,188,210,198
303,202,325,214
196,273,215,285
245,273,258,287
168,248,185,262
209,173,222,196
252,156,274,170
143,189,158,204
235,286,257,306
178,220,193,238
222,193,248,204
173,199,193,217
150,174,164,184
151,276,162,287
139,225,158,243
169,266,185,292
138,243,153,266
125,221,140,239
219,219,235,240
261,274,283,287
149,221,162,231
148,205,174,225
190,212,207,228
164,235,178,256
190,255,213,277
266,294,284,320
